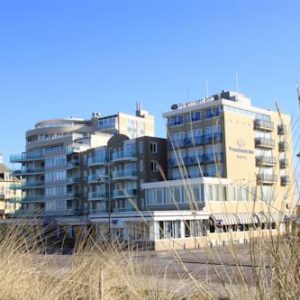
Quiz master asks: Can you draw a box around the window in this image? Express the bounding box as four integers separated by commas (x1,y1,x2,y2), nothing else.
150,142,157,153
139,141,144,154
139,160,144,172
191,111,201,122
150,160,158,172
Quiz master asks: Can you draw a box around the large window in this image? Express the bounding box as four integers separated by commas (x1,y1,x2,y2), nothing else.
45,155,66,169
45,170,66,182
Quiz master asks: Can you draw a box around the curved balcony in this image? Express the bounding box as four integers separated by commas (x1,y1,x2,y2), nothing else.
11,181,44,190
87,157,108,167
10,152,44,163
13,167,44,176
111,151,137,163
255,156,276,167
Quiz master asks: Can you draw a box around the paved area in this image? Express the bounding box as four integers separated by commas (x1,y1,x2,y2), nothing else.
37,243,273,299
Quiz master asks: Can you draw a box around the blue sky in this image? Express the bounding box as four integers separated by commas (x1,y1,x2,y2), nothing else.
0,0,300,164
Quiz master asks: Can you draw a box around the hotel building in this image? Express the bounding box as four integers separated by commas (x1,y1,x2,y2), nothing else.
141,90,296,250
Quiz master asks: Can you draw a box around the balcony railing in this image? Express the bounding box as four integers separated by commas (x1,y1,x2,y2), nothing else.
113,207,136,213
66,192,80,199
66,161,80,169
280,176,290,186
88,174,107,183
279,141,288,152
88,191,107,200
10,152,44,163
168,133,222,150
277,124,286,135
255,156,276,166
257,174,277,185
87,157,108,166
13,167,44,176
112,189,137,198
279,159,289,169
204,133,222,144
254,119,274,131
66,177,81,184
111,151,137,162
20,196,45,203
112,170,137,180
255,137,275,148
11,181,44,189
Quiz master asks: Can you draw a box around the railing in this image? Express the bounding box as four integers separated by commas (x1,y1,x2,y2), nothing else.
111,151,137,162
112,170,137,179
254,119,274,131
255,137,275,148
87,157,108,166
88,174,107,183
66,192,80,199
13,167,44,175
204,133,222,144
279,141,288,152
112,189,137,198
113,207,136,212
255,156,276,166
66,161,80,169
277,124,286,135
280,176,290,186
279,159,288,169
21,196,45,203
66,177,81,184
88,191,107,200
168,133,222,150
10,152,44,162
168,118,184,126
11,181,45,189
257,174,277,184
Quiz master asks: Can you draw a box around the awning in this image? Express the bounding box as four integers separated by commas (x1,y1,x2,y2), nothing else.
210,213,238,226
255,213,283,224
235,213,258,224
269,213,283,223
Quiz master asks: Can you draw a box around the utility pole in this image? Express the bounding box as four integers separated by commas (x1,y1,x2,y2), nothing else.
297,83,300,158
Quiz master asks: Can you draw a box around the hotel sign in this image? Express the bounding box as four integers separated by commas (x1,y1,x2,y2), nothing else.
229,138,254,159
229,146,254,155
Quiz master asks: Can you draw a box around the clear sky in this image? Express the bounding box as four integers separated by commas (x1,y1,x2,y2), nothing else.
0,0,300,164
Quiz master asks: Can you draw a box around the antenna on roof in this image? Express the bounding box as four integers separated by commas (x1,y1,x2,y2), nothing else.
275,101,283,125
136,101,143,116
235,71,239,92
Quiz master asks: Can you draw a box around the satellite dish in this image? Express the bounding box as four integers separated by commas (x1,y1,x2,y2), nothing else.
171,104,178,110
